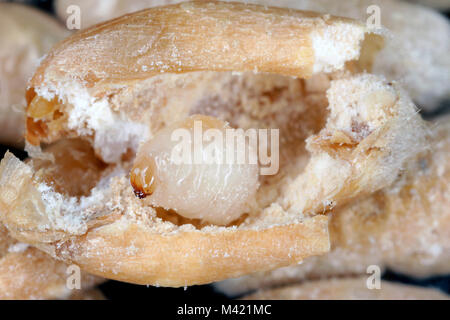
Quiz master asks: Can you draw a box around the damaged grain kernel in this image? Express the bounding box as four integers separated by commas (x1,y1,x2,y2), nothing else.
130,115,260,225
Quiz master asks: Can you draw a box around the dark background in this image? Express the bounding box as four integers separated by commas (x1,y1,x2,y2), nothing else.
1,0,449,299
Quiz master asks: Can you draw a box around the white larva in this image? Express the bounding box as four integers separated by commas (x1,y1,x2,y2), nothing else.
130,115,259,225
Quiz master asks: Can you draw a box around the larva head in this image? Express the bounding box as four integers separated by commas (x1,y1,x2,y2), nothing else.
130,115,260,225
130,156,157,199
